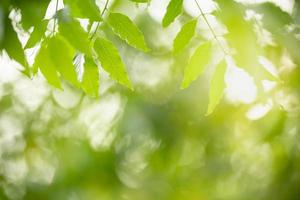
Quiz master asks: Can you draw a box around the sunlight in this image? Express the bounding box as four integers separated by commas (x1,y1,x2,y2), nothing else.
183,0,217,17
225,62,257,104
246,99,273,120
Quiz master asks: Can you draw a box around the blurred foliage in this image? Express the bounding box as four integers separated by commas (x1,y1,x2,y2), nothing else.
0,0,300,199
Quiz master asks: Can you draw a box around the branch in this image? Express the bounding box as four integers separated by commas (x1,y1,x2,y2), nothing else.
194,0,228,56
52,0,59,35
90,0,110,40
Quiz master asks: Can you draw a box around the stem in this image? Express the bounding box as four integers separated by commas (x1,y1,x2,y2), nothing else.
52,0,59,35
90,0,110,40
194,0,228,56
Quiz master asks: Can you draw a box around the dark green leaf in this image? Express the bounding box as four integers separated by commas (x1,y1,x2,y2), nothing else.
16,0,50,30
2,17,29,73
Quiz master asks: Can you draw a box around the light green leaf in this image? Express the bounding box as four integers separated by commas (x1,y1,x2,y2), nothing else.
107,12,149,51
173,19,197,54
77,0,101,21
162,0,183,27
82,57,100,97
33,41,62,89
181,42,212,89
206,60,227,116
47,36,79,87
94,37,132,89
64,0,101,21
25,20,48,49
129,0,149,3
58,16,91,55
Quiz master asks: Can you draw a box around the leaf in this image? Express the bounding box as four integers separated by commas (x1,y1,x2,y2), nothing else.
173,19,197,54
215,0,260,74
77,0,101,21
58,12,91,55
181,42,212,89
2,17,29,74
107,12,149,51
251,3,300,65
82,57,100,97
47,36,79,87
63,0,83,18
94,37,132,89
64,0,102,21
250,2,292,31
129,0,149,3
25,20,48,49
16,0,51,30
162,0,183,27
206,60,227,116
33,41,62,89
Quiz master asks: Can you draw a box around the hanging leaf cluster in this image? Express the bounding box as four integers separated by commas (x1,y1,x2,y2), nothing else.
1,0,300,114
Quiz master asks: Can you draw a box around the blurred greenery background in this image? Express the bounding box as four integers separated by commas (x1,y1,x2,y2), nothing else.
1,0,300,199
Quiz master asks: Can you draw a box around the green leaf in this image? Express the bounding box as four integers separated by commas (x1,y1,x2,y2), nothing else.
129,0,149,3
181,42,212,89
94,37,132,89
64,0,101,21
251,2,292,30
25,20,48,49
2,17,29,74
173,19,197,54
107,12,149,51
206,60,227,116
33,41,62,89
77,0,101,21
82,57,100,97
162,0,183,27
58,14,91,55
47,36,79,87
16,0,50,30
215,0,260,74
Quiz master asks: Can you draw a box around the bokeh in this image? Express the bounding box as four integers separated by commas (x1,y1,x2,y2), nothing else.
1,0,300,199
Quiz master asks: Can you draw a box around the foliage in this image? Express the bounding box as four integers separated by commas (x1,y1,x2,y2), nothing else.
0,0,299,113
1,0,300,199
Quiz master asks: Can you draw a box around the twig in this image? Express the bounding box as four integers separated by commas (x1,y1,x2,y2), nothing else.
90,0,110,40
52,0,59,35
194,0,228,56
